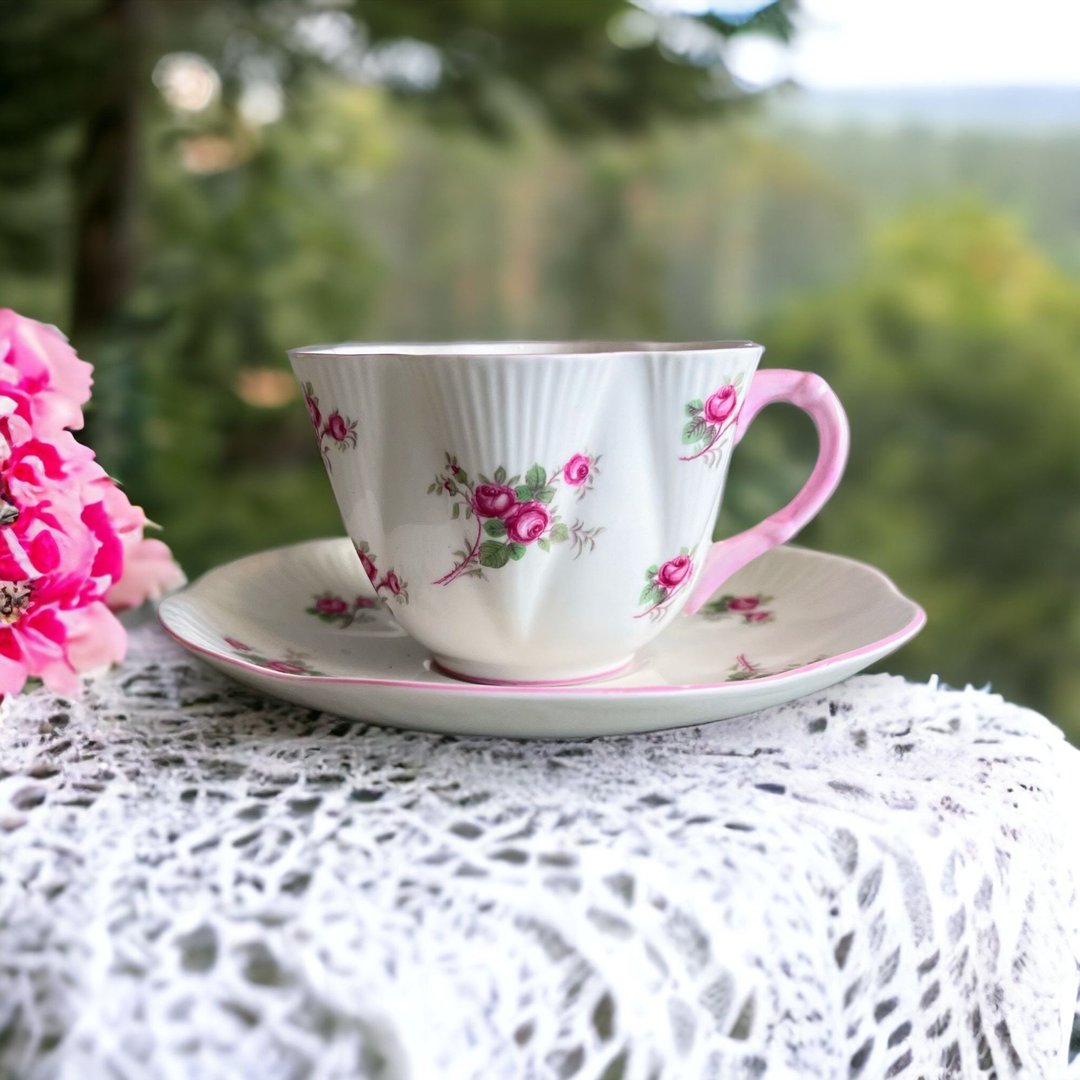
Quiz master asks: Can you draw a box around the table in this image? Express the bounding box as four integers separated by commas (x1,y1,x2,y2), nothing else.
1,625,1078,1079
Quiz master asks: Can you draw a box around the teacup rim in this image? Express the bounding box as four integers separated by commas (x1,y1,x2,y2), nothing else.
288,339,763,361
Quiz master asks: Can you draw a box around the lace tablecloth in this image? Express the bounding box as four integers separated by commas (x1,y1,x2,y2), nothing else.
1,625,1078,1080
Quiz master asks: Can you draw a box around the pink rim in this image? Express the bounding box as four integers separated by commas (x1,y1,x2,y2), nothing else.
157,547,926,699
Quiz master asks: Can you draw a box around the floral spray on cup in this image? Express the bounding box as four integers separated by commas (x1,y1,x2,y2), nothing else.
290,341,848,685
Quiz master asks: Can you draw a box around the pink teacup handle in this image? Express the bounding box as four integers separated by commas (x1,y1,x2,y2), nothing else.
683,369,850,615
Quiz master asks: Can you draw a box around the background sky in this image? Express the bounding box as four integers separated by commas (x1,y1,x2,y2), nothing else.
710,0,1080,89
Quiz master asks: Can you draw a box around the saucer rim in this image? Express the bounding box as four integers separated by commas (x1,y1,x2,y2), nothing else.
158,540,926,699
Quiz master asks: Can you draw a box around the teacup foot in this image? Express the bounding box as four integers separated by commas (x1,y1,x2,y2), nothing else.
430,655,636,688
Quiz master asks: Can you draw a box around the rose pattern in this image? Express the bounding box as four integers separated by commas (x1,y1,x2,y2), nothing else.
223,638,324,676
703,385,738,426
304,387,321,431
428,451,603,584
307,589,382,628
265,659,309,675
655,555,692,589
356,545,377,584
636,547,696,622
680,374,745,467
504,501,550,545
701,593,775,625
472,483,517,518
561,452,599,498
302,381,358,472
725,653,825,682
353,540,409,605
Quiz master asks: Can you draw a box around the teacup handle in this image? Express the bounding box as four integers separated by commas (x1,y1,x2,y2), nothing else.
683,369,850,615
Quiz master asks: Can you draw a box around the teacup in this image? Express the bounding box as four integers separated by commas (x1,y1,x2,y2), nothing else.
288,341,848,684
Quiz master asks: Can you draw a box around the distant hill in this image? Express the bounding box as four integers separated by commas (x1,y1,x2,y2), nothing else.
769,85,1080,132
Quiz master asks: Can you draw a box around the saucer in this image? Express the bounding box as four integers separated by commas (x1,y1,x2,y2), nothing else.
159,539,925,739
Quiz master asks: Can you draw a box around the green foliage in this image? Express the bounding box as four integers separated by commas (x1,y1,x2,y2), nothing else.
753,199,1080,731
479,540,511,570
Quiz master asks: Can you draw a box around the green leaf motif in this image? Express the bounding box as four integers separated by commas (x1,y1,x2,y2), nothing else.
549,522,569,543
645,564,659,579
682,419,707,444
508,542,526,561
484,518,507,538
639,583,664,606
494,465,507,484
479,541,512,569
537,538,551,552
536,486,555,504
451,503,460,519
525,464,546,491
515,484,532,501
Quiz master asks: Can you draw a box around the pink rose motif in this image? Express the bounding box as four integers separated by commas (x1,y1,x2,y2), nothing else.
728,596,759,611
703,385,737,426
562,453,591,486
656,555,693,589
315,596,349,615
744,611,771,623
224,636,251,651
380,571,402,596
356,597,378,609
504,501,550,544
265,659,307,675
472,483,516,519
325,412,349,442
305,392,321,431
357,548,377,582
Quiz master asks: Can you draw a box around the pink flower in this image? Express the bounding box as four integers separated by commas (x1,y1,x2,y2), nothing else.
356,546,377,582
562,453,591,486
107,537,185,611
656,555,693,589
265,659,307,675
90,480,184,610
305,390,321,431
355,597,378,610
0,311,184,696
0,310,93,435
225,636,251,651
703,385,737,426
379,570,402,595
744,611,771,623
504,501,550,544
727,596,759,612
0,495,128,696
325,412,349,442
472,483,516,519
315,595,349,615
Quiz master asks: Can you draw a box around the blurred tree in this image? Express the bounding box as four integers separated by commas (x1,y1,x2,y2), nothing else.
0,0,796,346
753,199,1080,724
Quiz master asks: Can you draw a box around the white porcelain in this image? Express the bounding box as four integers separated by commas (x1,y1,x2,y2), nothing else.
288,341,849,684
158,538,925,739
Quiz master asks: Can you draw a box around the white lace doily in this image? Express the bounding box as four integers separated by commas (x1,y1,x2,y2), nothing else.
1,625,1078,1080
